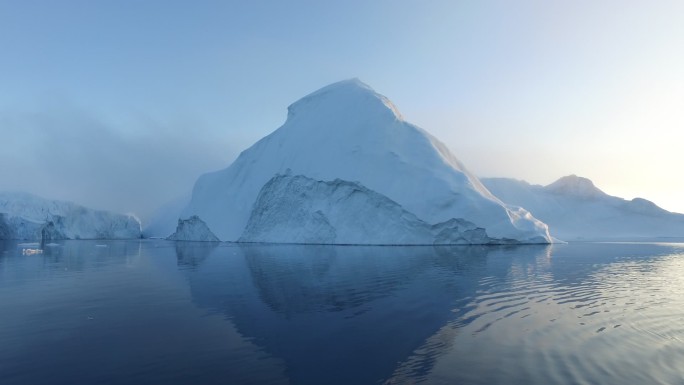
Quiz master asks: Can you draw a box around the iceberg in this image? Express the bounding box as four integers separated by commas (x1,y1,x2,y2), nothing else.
167,215,220,242
171,79,551,244
483,175,684,240
0,192,141,240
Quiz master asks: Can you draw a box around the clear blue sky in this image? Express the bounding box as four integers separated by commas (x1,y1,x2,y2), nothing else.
1,0,683,218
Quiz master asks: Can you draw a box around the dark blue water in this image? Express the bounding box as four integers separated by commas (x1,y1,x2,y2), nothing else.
1,240,683,384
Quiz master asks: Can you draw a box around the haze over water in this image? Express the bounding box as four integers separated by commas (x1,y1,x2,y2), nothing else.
1,240,683,384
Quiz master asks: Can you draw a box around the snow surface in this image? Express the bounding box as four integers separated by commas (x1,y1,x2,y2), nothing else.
0,191,141,240
482,175,684,240
173,79,551,244
239,174,514,245
167,215,220,242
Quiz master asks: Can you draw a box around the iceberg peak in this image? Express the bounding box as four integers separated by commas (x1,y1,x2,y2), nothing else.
286,78,403,122
545,175,607,198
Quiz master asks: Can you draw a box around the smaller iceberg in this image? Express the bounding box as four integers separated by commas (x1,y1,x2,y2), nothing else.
167,215,220,242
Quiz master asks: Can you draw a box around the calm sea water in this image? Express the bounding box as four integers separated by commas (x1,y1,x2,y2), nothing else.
1,240,683,385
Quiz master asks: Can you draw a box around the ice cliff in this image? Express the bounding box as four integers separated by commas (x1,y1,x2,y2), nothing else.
0,192,141,240
165,79,551,244
239,174,510,245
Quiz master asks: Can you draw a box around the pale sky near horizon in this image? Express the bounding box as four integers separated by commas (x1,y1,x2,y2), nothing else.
1,0,683,218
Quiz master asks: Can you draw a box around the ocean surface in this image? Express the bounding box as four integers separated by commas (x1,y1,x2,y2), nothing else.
1,240,683,384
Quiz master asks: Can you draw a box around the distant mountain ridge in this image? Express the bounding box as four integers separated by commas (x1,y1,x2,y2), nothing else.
482,175,684,240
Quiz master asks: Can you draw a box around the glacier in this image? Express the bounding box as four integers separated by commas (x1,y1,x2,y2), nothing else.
482,175,684,240
164,79,552,244
239,173,510,245
0,192,141,240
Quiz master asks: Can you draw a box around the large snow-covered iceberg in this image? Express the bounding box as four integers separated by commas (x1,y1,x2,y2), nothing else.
0,192,142,240
483,175,684,240
240,173,503,245
170,79,551,244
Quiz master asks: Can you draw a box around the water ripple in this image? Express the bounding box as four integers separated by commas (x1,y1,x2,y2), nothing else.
388,245,684,385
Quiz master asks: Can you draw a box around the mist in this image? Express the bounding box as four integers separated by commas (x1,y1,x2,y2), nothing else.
0,106,236,222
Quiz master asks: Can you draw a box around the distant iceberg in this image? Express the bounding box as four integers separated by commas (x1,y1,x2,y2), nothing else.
483,175,684,240
0,192,141,240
